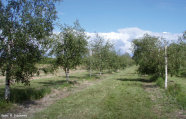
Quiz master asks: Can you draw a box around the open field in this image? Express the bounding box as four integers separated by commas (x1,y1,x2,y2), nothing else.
0,66,185,119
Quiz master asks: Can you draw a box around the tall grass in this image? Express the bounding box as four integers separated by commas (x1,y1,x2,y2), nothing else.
166,83,186,110
155,77,186,110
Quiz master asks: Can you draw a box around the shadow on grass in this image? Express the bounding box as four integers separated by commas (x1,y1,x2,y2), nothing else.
83,74,100,79
117,78,153,83
180,72,186,77
58,74,100,81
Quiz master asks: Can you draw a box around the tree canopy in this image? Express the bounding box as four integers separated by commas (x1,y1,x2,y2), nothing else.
132,34,164,77
51,21,88,81
132,33,186,78
0,0,60,100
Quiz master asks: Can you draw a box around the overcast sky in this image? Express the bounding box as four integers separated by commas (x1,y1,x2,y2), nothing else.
54,0,185,54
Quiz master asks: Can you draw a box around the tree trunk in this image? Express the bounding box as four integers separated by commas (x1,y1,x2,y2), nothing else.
5,67,11,101
165,45,168,89
5,42,11,101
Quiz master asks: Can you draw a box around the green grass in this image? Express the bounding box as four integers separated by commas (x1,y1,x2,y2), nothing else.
0,66,185,118
0,69,98,113
31,66,177,119
155,77,164,88
155,75,186,110
167,76,186,110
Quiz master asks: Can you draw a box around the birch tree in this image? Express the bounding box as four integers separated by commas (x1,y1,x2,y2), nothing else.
0,0,60,101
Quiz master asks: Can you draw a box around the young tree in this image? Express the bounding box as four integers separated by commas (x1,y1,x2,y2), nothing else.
118,53,134,69
0,0,60,100
91,34,113,75
84,45,94,77
107,50,120,72
51,21,88,81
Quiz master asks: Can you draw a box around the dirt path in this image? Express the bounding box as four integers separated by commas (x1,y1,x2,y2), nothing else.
7,79,103,119
143,82,186,119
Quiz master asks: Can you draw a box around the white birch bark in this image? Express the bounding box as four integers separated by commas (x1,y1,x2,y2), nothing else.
5,42,11,100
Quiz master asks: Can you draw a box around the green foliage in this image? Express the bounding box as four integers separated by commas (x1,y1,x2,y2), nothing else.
168,38,186,76
132,34,164,77
178,32,186,77
107,50,120,72
51,21,88,72
119,53,134,69
132,32,186,78
84,34,134,74
0,0,60,84
90,34,111,73
39,57,56,64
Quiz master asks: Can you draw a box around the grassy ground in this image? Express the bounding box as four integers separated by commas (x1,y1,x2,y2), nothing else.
0,69,98,113
169,76,186,92
167,76,186,110
0,66,185,118
29,66,184,119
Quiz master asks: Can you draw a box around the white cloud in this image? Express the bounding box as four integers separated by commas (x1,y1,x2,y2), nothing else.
86,27,182,55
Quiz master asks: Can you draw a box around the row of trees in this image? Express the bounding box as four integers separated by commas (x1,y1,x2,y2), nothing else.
49,21,134,81
132,32,186,79
0,0,134,100
84,34,134,77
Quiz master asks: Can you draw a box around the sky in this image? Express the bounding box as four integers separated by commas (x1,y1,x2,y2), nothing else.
55,0,186,54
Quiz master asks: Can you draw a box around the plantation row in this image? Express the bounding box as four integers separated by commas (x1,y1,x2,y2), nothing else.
132,33,186,109
133,33,186,78
0,0,185,110
0,0,134,101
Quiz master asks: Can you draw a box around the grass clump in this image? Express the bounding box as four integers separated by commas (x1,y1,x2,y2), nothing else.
0,87,51,113
10,87,51,103
0,98,13,113
155,77,164,88
166,83,186,110
155,76,186,110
